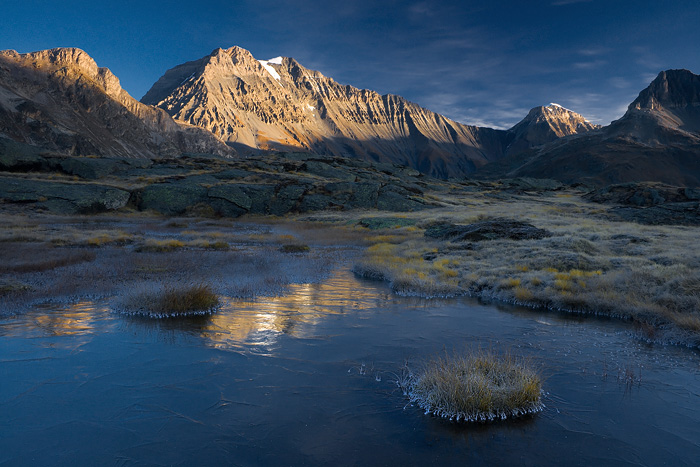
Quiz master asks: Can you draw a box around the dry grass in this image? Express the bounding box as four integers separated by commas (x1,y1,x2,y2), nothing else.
0,211,342,315
0,245,97,274
350,189,700,343
136,238,186,252
119,283,220,318
404,349,543,422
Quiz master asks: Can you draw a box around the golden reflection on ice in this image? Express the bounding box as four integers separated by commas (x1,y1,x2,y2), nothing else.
202,270,391,350
0,301,108,338
31,301,106,336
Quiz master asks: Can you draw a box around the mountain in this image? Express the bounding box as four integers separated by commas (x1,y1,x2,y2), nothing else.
142,47,594,179
0,48,233,158
479,70,700,187
142,46,509,178
505,103,600,155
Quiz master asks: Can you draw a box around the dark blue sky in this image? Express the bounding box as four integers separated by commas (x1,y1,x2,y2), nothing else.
2,0,698,128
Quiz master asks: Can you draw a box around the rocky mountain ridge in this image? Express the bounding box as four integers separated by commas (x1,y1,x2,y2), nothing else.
142,46,596,178
481,69,700,186
0,48,233,158
3,46,695,187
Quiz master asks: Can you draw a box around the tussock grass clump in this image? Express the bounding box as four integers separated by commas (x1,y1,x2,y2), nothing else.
119,283,220,318
406,350,543,422
280,244,310,253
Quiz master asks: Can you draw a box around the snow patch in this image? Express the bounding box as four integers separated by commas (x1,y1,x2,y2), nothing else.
546,103,575,113
258,59,281,81
307,104,315,111
180,72,196,85
267,56,283,65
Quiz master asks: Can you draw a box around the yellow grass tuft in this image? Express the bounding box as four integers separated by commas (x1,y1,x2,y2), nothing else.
407,349,543,422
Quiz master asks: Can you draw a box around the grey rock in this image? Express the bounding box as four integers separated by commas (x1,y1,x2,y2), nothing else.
138,181,208,215
241,185,276,214
501,178,564,192
301,161,356,181
358,217,417,230
298,194,335,212
56,157,125,179
270,184,307,216
377,185,426,211
0,176,130,213
208,184,252,210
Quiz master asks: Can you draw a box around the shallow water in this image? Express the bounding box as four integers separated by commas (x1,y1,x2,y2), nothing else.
1,267,699,466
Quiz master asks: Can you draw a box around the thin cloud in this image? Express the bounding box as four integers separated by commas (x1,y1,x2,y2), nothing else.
573,60,607,69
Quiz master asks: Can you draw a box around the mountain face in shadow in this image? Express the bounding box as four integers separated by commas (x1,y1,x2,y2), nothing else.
0,48,233,158
479,70,700,187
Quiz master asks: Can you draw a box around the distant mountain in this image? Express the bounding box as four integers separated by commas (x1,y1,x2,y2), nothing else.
479,70,700,187
0,48,232,158
142,46,597,178
506,103,600,156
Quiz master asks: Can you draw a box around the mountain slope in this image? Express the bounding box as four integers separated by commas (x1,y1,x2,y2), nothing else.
0,48,233,158
506,103,600,155
478,70,700,186
143,47,516,178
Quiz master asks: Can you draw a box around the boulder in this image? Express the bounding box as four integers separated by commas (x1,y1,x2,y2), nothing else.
300,161,356,181
241,185,276,214
270,184,307,216
208,184,252,210
0,176,130,214
56,157,125,179
138,180,208,215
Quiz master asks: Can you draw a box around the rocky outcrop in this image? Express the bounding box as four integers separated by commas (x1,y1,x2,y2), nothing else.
0,151,439,216
586,182,700,225
0,176,130,214
0,48,233,158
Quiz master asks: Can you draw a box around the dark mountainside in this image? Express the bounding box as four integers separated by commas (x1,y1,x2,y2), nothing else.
478,70,700,187
0,48,233,158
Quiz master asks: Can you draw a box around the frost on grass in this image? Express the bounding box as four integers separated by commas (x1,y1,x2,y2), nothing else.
402,350,543,423
116,282,220,318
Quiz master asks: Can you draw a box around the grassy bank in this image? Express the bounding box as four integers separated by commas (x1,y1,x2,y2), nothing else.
349,189,700,346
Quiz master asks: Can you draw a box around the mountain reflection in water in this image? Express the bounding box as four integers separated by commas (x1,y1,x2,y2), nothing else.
203,271,394,350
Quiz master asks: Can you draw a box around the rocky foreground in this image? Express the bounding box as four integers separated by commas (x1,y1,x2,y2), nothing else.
0,137,443,216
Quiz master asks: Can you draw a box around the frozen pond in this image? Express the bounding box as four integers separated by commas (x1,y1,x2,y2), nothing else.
1,267,699,465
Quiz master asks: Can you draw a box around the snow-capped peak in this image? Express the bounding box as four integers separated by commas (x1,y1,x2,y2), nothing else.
545,103,575,113
267,56,283,65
